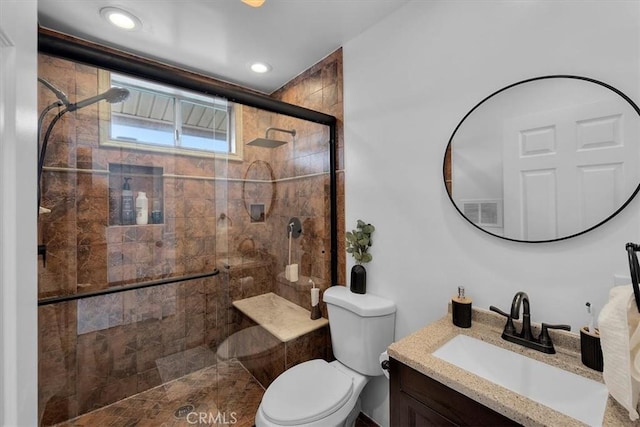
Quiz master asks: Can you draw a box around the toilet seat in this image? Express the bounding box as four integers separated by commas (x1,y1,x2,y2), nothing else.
261,359,354,425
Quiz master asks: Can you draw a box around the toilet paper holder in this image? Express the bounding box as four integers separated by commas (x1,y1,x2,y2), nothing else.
380,351,391,379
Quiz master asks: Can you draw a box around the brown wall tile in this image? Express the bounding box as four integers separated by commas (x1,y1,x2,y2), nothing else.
37,48,342,423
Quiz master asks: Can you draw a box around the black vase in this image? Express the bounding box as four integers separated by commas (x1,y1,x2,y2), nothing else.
350,264,367,294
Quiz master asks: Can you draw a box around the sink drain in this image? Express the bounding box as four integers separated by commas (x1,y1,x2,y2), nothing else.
174,404,195,419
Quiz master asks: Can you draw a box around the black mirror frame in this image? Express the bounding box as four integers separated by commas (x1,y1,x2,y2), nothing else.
443,75,640,243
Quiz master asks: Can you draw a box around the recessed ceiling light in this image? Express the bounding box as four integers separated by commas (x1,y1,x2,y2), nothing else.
242,0,266,7
100,7,141,31
250,62,272,74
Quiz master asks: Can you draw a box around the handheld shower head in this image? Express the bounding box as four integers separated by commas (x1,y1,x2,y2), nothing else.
38,77,70,107
37,85,130,211
67,87,130,112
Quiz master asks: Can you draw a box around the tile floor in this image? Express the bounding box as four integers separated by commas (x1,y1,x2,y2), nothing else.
54,359,378,427
55,360,263,427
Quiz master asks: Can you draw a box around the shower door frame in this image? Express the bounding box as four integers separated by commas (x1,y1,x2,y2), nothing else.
37,26,340,287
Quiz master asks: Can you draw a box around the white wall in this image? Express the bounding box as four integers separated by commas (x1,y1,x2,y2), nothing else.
0,1,38,425
343,1,640,425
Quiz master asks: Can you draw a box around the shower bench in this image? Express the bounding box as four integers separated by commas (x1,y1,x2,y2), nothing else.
220,292,329,387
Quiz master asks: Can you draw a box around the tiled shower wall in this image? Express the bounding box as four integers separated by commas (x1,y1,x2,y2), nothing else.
272,49,346,286
37,49,344,425
38,276,228,424
38,51,344,295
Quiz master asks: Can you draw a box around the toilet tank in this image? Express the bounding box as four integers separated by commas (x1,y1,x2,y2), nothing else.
323,286,396,376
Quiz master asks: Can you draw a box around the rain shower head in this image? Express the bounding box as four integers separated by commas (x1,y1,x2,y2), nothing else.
67,87,130,112
247,127,296,148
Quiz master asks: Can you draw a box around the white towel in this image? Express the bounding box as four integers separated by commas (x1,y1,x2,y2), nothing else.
599,285,640,420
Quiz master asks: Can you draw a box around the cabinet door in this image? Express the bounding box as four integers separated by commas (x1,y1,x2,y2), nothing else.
390,358,520,427
396,393,456,426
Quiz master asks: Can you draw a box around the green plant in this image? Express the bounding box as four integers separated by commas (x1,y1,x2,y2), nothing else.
346,219,375,265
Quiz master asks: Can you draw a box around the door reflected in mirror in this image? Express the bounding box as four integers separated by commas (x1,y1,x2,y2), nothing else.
445,76,640,243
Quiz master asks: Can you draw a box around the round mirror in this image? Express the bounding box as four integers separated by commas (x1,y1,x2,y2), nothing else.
444,76,640,243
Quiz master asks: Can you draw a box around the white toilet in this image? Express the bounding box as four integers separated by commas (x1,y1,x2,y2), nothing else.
255,285,396,427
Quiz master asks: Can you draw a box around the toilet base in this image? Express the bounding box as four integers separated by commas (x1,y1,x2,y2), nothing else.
344,397,361,427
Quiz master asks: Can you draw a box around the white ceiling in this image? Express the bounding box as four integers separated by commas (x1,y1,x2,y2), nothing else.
38,0,409,94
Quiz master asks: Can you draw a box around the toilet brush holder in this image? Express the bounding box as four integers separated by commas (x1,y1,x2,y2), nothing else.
580,326,603,372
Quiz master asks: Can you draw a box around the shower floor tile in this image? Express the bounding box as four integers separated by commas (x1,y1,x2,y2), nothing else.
55,360,264,427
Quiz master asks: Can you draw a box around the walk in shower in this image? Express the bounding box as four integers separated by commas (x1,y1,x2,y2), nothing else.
37,31,340,426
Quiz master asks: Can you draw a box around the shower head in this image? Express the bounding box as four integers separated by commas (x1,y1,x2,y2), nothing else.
38,77,71,107
66,87,130,112
37,86,130,212
247,127,296,148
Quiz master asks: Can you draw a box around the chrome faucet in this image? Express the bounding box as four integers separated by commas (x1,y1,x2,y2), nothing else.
490,291,570,354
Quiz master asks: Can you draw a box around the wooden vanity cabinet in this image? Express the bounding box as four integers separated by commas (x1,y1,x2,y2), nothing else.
389,358,521,426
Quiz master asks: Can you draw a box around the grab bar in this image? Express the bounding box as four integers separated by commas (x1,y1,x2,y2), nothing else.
37,269,219,306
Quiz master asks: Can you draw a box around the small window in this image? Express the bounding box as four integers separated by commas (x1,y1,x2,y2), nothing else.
98,71,243,160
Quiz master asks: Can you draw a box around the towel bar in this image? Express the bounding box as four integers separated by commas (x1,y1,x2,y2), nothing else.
624,242,640,312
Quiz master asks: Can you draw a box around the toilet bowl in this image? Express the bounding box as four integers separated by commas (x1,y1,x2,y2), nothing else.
255,359,367,427
255,286,396,427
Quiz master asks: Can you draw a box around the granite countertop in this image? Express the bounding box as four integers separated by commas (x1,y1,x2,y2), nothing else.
387,307,635,427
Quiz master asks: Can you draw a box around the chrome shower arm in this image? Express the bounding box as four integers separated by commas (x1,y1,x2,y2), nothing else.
265,127,296,138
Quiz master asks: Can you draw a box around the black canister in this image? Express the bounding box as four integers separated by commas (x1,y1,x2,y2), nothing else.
452,286,472,328
580,326,603,372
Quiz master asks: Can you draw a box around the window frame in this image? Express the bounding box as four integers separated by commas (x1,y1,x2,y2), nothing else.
98,70,243,161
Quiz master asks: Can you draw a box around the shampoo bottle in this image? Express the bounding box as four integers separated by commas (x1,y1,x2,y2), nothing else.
121,177,134,225
136,191,149,225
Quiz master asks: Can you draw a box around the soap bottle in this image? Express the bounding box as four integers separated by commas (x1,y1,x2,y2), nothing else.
121,177,134,225
309,279,321,320
136,191,149,225
452,286,472,328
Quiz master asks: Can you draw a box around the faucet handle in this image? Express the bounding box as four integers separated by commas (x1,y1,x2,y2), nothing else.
490,305,516,335
539,323,571,346
489,305,509,317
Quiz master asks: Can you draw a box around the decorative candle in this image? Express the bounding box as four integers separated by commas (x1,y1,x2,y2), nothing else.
311,287,319,306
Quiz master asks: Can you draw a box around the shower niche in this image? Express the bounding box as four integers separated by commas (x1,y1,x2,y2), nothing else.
108,163,164,226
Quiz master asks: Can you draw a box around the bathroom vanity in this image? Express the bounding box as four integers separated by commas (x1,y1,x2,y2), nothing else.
390,357,517,426
388,307,635,427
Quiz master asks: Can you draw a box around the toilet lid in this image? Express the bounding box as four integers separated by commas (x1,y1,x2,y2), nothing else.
262,359,354,425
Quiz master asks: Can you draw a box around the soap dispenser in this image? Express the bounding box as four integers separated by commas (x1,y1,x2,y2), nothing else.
121,177,134,225
309,279,321,320
452,286,472,328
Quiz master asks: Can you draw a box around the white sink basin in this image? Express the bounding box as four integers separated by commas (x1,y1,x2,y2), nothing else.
432,334,608,426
